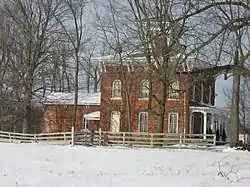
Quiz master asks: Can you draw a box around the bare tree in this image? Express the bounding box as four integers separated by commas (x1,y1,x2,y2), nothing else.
95,0,250,144
81,40,101,93
0,0,65,133
53,0,85,132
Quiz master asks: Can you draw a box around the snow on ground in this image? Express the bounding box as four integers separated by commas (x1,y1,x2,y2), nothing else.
0,143,250,187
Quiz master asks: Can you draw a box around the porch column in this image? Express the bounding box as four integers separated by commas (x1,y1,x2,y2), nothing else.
189,112,193,134
203,112,207,139
211,114,214,132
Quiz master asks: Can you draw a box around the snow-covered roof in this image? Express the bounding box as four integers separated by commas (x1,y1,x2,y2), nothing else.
43,92,101,105
84,111,100,120
92,52,214,72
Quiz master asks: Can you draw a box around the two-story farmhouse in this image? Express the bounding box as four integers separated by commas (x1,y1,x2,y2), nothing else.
42,18,229,141
95,18,230,140
97,55,229,139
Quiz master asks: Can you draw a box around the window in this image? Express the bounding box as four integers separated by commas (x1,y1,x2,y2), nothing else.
169,81,179,99
112,80,121,98
83,118,89,130
139,112,148,132
192,85,196,101
200,83,204,102
140,79,149,98
168,113,178,133
208,85,212,104
110,111,121,132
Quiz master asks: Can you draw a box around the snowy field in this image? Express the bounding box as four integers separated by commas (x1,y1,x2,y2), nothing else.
0,143,250,187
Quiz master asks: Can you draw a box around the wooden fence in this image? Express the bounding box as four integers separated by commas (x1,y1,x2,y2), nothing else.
0,130,216,149
101,131,216,149
0,130,72,144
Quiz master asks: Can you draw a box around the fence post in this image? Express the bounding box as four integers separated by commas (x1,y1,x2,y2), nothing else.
34,134,37,143
9,133,11,142
64,133,67,144
150,134,153,147
99,128,102,146
122,132,125,145
179,134,182,148
71,126,75,146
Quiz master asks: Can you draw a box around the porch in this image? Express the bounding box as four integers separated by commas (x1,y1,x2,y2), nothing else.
83,111,100,131
189,106,230,140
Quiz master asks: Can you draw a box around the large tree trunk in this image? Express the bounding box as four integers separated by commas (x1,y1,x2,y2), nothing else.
125,93,131,132
156,81,167,133
22,91,32,133
72,52,79,132
229,73,240,147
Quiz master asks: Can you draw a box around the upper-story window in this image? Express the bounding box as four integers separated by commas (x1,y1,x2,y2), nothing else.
169,81,179,99
192,85,196,101
209,85,212,104
200,83,204,103
140,79,149,99
112,80,121,98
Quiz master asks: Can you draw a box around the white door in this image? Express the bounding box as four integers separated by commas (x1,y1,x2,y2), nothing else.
110,111,120,132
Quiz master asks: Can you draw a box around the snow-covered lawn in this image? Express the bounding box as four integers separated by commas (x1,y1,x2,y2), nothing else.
0,143,250,187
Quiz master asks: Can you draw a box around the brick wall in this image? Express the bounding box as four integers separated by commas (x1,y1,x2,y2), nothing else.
42,105,100,133
100,65,188,133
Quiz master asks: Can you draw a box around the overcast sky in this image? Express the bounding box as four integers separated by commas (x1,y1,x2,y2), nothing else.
215,76,232,107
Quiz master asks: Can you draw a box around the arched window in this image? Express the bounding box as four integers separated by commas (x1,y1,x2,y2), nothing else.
112,80,121,98
140,79,149,98
169,81,180,99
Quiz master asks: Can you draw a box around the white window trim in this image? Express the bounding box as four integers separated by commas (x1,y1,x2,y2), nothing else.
138,112,148,133
168,81,180,100
192,85,196,101
111,79,122,99
83,118,89,130
208,85,212,104
200,83,204,103
110,111,121,132
139,79,149,100
168,113,178,134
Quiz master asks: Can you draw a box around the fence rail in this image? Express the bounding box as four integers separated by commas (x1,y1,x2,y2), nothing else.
101,131,216,149
0,131,72,144
0,130,216,149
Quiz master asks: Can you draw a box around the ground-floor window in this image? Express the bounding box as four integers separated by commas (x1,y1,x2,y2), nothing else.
168,113,178,133
110,111,121,132
139,112,148,132
83,118,89,130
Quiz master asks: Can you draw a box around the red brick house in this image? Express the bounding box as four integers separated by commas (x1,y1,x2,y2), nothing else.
95,56,229,139
42,18,230,141
42,92,100,132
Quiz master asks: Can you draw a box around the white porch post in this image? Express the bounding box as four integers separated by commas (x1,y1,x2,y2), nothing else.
218,116,222,141
203,112,207,139
211,114,214,132
189,112,193,134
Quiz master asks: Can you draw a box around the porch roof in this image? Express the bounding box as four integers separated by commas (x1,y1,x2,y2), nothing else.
83,111,100,121
189,105,230,118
